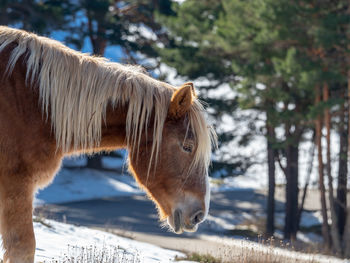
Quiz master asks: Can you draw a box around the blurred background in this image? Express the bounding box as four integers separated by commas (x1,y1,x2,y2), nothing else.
1,0,350,261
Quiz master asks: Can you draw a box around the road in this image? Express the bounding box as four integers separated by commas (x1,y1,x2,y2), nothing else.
35,189,281,235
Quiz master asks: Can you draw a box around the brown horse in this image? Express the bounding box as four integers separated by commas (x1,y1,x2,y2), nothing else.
0,26,216,262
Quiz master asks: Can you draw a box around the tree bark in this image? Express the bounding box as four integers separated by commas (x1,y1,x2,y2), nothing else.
336,96,348,240
315,85,331,251
344,205,350,258
86,10,107,56
323,83,342,255
266,121,276,237
91,37,107,56
344,65,350,258
284,142,299,241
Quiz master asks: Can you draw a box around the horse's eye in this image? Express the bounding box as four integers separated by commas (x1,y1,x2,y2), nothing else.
182,144,193,153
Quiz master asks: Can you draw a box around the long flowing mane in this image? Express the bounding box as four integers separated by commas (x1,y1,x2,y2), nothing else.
0,26,215,175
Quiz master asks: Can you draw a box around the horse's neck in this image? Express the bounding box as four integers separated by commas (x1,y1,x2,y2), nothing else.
97,103,129,151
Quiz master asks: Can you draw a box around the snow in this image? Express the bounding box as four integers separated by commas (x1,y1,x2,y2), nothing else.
297,232,323,244
210,174,266,191
0,218,188,262
173,0,185,4
205,208,323,242
35,155,325,247
0,217,333,263
299,211,323,228
128,24,157,41
35,152,144,205
207,83,235,100
102,156,126,170
62,156,87,167
35,168,142,205
205,211,255,233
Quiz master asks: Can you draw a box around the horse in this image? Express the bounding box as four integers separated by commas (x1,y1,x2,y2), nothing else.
0,26,216,262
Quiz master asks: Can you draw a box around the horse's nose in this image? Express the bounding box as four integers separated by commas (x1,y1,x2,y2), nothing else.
191,210,205,225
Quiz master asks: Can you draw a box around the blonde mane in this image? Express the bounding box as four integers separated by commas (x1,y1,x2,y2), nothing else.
0,26,216,175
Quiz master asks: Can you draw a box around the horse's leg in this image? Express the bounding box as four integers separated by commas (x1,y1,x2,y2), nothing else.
0,176,35,263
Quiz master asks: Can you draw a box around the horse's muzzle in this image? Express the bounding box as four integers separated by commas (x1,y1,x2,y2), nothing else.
169,207,205,234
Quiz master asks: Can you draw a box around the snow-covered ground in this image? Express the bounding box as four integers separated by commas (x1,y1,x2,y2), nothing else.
0,217,341,263
36,154,266,206
31,151,331,261
35,155,142,205
210,173,267,191
204,206,323,244
35,168,141,205
208,176,325,244
0,218,191,262
35,155,324,243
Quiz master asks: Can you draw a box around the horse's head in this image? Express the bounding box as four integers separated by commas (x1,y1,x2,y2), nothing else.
128,83,215,234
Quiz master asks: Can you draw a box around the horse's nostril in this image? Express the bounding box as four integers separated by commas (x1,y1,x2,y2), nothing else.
192,210,204,225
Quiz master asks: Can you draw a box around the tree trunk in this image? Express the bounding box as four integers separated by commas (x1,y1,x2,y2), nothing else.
87,11,107,56
86,155,103,170
284,142,299,241
336,96,348,241
344,205,350,258
323,83,342,255
92,37,107,56
315,85,331,251
266,122,276,237
344,67,350,257
342,4,350,257
297,131,315,231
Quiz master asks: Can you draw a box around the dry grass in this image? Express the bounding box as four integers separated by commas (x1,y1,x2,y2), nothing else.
176,237,335,263
33,216,53,229
42,241,336,263
236,217,323,254
177,248,321,263
176,253,219,263
48,245,141,263
233,246,319,263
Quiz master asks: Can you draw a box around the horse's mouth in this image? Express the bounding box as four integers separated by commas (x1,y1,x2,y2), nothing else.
167,209,199,234
173,209,182,233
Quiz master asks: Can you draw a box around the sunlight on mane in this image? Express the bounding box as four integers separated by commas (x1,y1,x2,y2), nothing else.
0,26,216,176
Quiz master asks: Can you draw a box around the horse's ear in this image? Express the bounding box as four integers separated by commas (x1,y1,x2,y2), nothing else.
183,82,196,97
168,83,194,119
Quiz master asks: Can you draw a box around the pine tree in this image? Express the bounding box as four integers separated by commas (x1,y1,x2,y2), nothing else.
0,0,70,33
158,0,350,245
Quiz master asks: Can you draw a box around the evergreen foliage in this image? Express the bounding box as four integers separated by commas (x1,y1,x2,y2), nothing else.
1,0,350,253
158,0,350,249
0,0,70,34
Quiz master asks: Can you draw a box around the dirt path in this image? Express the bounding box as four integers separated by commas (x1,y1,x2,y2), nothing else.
35,189,274,235
35,188,330,262
35,190,271,262
100,229,241,262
